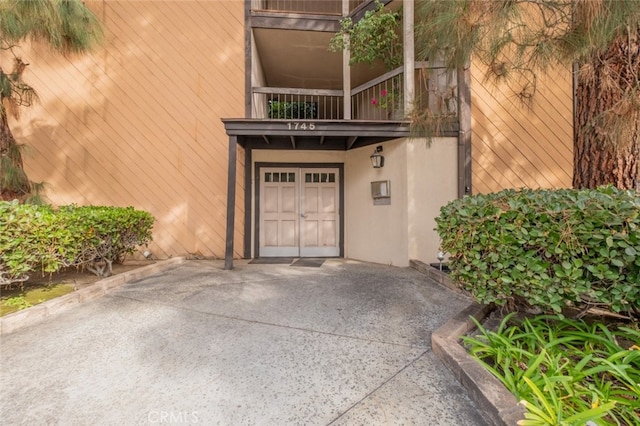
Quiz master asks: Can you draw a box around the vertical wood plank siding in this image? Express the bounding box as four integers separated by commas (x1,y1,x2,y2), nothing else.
11,1,245,259
470,62,573,193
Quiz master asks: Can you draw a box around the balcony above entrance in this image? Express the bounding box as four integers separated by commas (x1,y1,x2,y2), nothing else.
222,119,420,151
252,64,460,123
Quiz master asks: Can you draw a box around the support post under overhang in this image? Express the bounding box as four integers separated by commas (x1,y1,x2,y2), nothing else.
224,135,238,270
457,66,472,197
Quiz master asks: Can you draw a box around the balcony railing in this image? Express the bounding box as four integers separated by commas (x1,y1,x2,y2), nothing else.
351,63,458,121
251,0,368,15
251,0,341,14
351,68,404,121
252,63,459,122
253,87,344,120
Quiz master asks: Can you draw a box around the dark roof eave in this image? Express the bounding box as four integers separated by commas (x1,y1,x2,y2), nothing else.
222,118,412,137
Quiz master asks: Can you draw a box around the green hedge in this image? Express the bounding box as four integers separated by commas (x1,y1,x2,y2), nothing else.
0,202,154,286
0,203,69,286
435,186,640,315
58,205,154,277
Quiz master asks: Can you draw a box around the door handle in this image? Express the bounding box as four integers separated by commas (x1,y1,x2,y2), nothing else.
300,213,308,218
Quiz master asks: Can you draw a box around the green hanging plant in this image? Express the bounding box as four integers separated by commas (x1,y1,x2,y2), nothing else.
329,0,402,70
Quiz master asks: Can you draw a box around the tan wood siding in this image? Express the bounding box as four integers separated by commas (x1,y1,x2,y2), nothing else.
470,61,573,193
10,1,245,258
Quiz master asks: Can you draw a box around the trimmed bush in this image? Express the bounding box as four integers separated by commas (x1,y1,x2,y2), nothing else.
0,202,154,286
435,186,640,315
0,202,75,286
57,205,154,276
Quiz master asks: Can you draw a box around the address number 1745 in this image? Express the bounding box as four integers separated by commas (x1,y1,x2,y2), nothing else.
286,122,316,130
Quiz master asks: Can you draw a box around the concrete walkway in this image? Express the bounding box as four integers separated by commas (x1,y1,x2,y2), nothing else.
0,259,486,425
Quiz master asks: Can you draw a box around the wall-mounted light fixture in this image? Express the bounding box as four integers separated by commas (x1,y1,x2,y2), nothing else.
370,145,384,168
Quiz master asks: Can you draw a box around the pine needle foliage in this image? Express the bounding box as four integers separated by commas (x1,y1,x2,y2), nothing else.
0,0,103,201
0,0,103,54
415,0,640,189
416,0,640,100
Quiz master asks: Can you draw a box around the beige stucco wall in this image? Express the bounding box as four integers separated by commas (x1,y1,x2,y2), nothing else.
252,149,347,166
9,1,245,259
344,139,409,266
406,137,458,264
344,137,458,267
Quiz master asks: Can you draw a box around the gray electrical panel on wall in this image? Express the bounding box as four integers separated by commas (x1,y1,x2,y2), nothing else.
371,180,390,205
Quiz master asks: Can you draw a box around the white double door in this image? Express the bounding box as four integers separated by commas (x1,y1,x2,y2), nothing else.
259,167,340,257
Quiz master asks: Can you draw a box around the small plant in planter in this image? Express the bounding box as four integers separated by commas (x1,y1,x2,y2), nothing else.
268,100,318,119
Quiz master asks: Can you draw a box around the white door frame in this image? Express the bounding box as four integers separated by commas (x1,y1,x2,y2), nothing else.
255,163,344,258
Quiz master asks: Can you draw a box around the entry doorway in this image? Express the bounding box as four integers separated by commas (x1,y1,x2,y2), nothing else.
258,166,341,257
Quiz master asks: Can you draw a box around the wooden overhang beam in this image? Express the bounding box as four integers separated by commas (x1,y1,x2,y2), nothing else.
250,12,340,32
249,0,392,32
222,119,415,141
346,136,358,150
